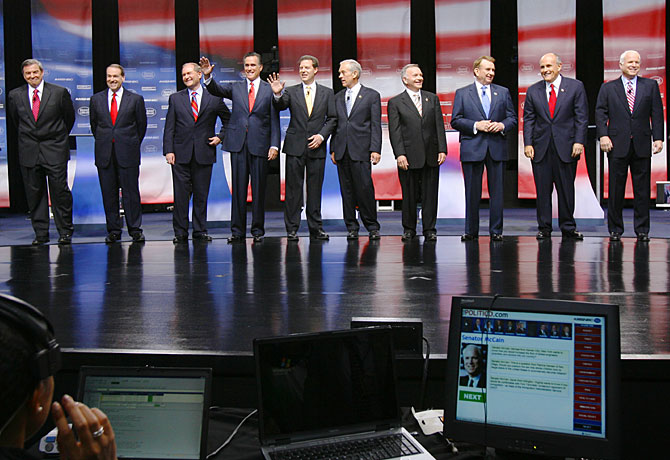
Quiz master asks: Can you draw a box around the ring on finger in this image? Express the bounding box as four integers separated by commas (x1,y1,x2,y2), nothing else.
92,426,105,438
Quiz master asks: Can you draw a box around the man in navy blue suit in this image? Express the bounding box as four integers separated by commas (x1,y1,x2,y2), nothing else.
331,59,382,240
90,64,147,243
451,56,517,242
200,53,281,243
163,62,230,243
596,50,664,242
523,53,588,240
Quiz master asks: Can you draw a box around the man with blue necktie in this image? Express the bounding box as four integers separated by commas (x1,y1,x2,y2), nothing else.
451,56,517,242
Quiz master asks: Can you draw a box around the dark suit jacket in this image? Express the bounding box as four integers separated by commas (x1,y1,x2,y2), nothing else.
459,374,486,388
523,76,588,163
273,83,337,159
595,76,664,158
89,88,147,168
388,90,447,169
451,82,517,162
205,78,280,156
7,82,75,167
163,87,230,164
331,85,382,161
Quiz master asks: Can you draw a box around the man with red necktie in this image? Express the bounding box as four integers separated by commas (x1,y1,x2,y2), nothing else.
200,52,281,244
8,59,75,245
523,52,588,241
89,64,147,243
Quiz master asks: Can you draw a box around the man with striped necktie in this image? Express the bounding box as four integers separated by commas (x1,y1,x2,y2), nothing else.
596,50,664,242
164,62,230,243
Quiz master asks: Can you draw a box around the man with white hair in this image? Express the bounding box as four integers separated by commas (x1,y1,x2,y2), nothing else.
388,64,447,242
596,50,664,242
331,59,382,240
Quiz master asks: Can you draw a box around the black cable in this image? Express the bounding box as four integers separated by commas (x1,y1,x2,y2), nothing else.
417,336,430,410
206,408,258,459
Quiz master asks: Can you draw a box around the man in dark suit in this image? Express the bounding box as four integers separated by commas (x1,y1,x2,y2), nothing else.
200,53,281,243
7,59,75,245
523,53,588,240
163,62,230,243
388,64,447,242
459,344,486,388
267,55,336,241
331,59,382,240
451,56,517,242
596,50,664,242
89,64,147,243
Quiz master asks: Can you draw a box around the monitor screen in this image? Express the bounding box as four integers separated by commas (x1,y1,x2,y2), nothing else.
444,296,621,459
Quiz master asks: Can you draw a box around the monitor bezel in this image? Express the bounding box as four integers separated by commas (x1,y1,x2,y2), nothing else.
444,296,621,459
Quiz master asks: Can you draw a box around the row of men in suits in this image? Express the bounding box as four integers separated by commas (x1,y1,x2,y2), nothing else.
453,50,663,243
7,49,663,245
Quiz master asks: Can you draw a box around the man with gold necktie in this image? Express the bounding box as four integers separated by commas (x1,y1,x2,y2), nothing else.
268,55,336,241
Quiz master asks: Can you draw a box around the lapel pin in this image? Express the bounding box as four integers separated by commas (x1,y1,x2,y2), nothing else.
358,95,362,99
494,92,498,96
561,88,565,92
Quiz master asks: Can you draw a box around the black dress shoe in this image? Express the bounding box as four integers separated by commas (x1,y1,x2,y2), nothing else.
131,232,145,242
461,233,477,242
253,235,264,243
227,235,244,244
58,234,72,245
424,233,437,242
287,231,299,241
536,231,551,240
562,230,584,240
105,233,121,243
347,230,359,240
32,237,49,246
491,233,503,241
193,233,213,242
369,230,381,240
609,232,621,242
637,233,650,242
173,235,188,244
310,229,330,240
401,231,415,242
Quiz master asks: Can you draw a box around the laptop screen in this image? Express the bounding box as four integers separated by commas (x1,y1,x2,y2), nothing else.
78,367,212,460
255,327,400,445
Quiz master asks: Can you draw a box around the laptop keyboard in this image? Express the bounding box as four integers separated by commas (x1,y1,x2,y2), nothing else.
269,433,422,459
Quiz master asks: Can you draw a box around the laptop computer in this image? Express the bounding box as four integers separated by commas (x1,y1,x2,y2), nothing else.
77,366,212,460
254,327,435,460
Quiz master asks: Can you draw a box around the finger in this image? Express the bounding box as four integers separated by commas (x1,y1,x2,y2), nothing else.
77,402,104,445
52,401,78,454
62,396,96,447
91,407,115,442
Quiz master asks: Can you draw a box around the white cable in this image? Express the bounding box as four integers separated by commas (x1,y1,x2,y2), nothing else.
206,409,258,459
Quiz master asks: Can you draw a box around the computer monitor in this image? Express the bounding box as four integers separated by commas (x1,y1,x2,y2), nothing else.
444,296,621,459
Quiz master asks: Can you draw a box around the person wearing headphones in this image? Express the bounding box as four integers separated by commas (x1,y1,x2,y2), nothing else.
0,294,117,460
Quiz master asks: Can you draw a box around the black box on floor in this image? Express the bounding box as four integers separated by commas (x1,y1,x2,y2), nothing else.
351,317,423,358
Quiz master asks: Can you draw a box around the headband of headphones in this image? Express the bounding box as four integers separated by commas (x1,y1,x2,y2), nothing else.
0,293,61,380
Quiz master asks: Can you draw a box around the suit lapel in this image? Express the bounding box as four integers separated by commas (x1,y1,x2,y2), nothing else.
37,84,52,121
181,90,195,123
614,80,630,116
114,90,129,124
297,84,309,117
631,79,644,115
21,86,35,124
488,85,500,117
311,83,326,118
399,91,421,118
349,85,366,118
468,84,487,119
553,80,566,118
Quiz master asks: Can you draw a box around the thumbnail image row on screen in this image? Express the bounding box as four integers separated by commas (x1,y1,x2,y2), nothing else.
462,317,573,339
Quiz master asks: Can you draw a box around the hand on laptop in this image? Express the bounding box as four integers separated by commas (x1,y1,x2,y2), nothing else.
52,394,118,460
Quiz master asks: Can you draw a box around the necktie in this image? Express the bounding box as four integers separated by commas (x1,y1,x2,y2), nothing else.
413,93,422,116
346,90,353,116
32,88,40,121
111,92,118,125
249,81,255,112
549,83,557,118
481,86,490,117
469,379,475,387
305,86,313,116
626,81,635,113
191,92,198,122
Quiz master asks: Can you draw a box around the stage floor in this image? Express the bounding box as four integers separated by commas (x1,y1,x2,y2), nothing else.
0,208,668,357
